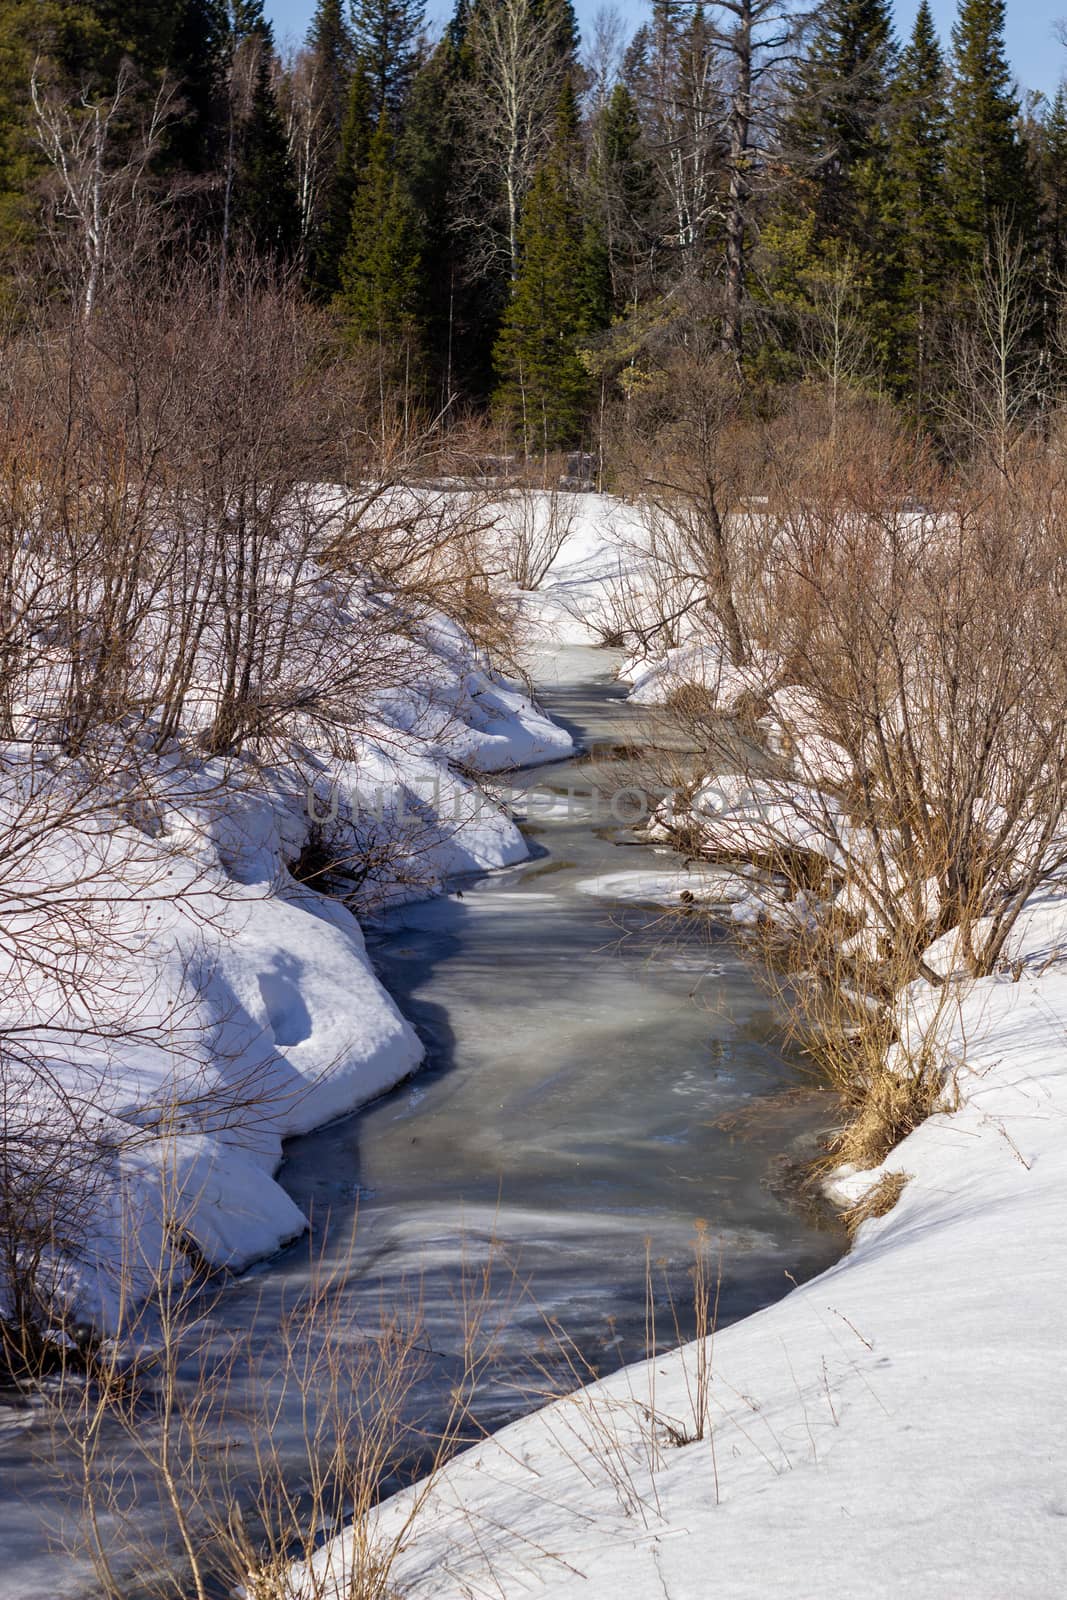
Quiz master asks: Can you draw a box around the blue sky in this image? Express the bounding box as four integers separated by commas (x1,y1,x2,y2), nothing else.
265,1,1066,101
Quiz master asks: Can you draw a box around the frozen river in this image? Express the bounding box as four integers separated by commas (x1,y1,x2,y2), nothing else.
0,645,843,1596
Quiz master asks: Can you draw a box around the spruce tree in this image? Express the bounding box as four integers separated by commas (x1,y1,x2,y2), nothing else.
301,0,359,292
308,0,356,133
764,0,897,382
0,1,55,254
0,0,170,266
946,0,1033,263
168,0,228,175
887,0,948,407
229,6,300,257
590,81,656,310
1041,85,1067,286
493,85,608,453
787,0,896,243
350,0,426,124
397,32,471,396
312,59,374,294
90,0,174,76
337,114,422,346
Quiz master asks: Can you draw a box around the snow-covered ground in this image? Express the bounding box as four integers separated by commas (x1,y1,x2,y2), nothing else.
10,486,1067,1594
572,865,751,908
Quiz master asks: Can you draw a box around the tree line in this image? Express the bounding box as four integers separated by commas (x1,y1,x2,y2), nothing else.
0,0,1061,456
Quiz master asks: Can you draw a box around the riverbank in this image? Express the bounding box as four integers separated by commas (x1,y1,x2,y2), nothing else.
0,603,574,1336
1,640,846,1600
303,889,1067,1598
297,496,1067,1599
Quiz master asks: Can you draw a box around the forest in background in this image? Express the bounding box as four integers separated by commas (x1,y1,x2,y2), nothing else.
0,0,1061,460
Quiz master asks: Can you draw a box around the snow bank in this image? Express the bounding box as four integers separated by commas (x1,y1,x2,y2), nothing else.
285,492,1067,1598
508,493,655,646
573,866,751,908
0,607,573,1332
622,638,781,715
301,887,1067,1599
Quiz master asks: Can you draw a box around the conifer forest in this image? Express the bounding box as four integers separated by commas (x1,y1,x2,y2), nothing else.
0,0,1057,454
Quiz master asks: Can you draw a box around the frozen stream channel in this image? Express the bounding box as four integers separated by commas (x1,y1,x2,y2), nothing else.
277,646,844,1361
0,646,843,1596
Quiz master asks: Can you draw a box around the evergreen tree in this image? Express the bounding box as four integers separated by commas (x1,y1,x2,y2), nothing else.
762,0,897,383
168,0,228,175
0,1,57,253
396,31,471,396
298,0,358,289
536,0,579,63
308,0,356,132
1041,84,1067,286
228,4,300,257
589,81,656,309
493,86,608,451
886,0,948,406
337,114,422,346
311,57,373,294
90,0,175,76
786,0,896,243
0,0,171,264
946,0,1033,263
350,0,426,124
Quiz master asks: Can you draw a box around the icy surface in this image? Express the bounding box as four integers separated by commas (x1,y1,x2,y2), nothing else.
0,607,574,1331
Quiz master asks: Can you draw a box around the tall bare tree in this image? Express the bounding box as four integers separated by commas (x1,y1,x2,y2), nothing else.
451,0,575,284
30,61,179,321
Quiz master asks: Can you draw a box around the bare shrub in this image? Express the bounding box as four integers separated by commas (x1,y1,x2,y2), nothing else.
612,330,775,668
640,409,1067,1165
496,484,578,590
942,217,1044,476
0,261,537,1361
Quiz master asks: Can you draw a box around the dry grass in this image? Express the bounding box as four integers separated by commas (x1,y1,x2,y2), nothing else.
30,1182,525,1600
841,1171,911,1237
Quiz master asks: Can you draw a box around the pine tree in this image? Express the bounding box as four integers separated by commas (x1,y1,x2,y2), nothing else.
350,0,426,124
337,114,422,346
946,0,1033,263
886,0,948,406
493,86,608,452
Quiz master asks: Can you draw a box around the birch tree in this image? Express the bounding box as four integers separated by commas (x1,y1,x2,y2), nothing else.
30,62,178,322
452,0,576,284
